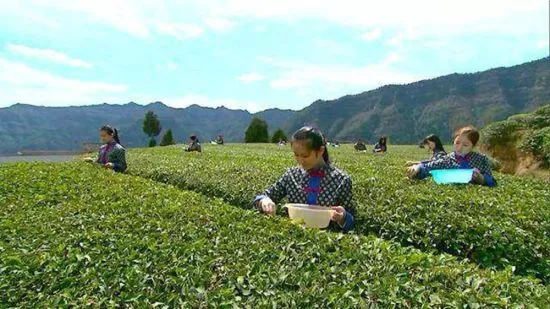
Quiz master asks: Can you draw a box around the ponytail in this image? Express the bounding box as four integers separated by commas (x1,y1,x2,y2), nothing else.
100,125,122,145
323,146,330,164
291,126,330,164
113,128,121,145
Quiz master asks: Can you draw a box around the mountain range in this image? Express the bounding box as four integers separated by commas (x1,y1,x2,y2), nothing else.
0,57,548,154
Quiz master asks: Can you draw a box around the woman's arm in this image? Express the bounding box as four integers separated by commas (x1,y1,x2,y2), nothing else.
335,176,355,232
253,169,290,210
474,154,497,187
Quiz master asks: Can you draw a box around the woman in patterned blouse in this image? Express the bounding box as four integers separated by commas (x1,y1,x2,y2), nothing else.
406,134,447,166
407,126,496,187
253,127,356,232
85,125,127,173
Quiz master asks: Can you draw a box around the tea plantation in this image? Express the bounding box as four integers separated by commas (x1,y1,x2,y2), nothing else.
127,144,550,283
1,144,550,306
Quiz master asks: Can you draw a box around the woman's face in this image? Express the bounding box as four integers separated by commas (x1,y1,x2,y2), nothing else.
291,141,324,170
453,135,474,155
425,140,436,151
100,130,113,143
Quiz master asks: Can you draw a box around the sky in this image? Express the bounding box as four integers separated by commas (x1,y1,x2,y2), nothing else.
0,0,548,112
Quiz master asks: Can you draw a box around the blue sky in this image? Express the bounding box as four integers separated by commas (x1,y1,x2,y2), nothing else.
0,0,548,112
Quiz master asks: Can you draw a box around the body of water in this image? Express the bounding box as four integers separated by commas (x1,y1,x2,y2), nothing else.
0,155,77,164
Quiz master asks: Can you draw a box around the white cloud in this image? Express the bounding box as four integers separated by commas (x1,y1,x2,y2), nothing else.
314,39,351,56
0,58,127,106
163,94,265,113
34,0,151,38
0,1,60,29
6,44,92,69
537,39,549,50
361,28,382,41
263,53,422,92
156,61,179,71
204,17,236,31
382,52,401,65
21,1,229,38
155,21,204,40
237,73,266,83
13,0,546,41
255,25,267,32
210,0,546,38
386,29,421,46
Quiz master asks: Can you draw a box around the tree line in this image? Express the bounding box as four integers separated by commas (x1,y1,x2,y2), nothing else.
142,111,288,147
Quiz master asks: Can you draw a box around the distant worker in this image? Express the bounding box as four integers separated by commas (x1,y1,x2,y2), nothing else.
354,139,367,151
185,135,202,152
216,134,224,145
373,136,387,153
407,134,447,166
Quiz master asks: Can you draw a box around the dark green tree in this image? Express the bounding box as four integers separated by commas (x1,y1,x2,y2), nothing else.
143,111,162,147
245,117,269,143
271,128,288,143
160,129,176,146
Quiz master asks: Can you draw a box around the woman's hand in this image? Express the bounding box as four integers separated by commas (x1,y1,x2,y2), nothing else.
259,198,276,215
331,206,346,226
471,168,485,185
407,164,421,179
104,162,114,169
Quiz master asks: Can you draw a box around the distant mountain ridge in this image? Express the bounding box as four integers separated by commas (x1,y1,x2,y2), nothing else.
283,57,550,143
1,57,549,154
0,102,294,154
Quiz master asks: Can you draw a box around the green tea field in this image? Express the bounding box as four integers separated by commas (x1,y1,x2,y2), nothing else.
2,144,550,307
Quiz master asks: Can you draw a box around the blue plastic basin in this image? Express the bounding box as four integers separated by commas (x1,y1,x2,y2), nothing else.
429,169,474,184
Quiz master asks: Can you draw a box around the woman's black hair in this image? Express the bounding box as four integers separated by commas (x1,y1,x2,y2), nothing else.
379,136,387,146
100,125,121,145
291,126,330,163
423,134,445,153
190,135,197,142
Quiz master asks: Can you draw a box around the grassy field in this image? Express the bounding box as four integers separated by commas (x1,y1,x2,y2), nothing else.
2,144,550,306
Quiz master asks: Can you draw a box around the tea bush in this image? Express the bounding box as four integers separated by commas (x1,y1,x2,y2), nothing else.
128,144,550,282
1,163,549,306
482,104,550,168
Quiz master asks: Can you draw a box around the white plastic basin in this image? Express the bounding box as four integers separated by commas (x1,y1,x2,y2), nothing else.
283,204,334,228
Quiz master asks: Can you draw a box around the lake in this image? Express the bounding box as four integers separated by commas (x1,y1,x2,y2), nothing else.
0,155,77,164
